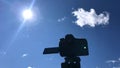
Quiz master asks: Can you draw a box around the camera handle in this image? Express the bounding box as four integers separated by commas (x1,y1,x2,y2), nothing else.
61,57,81,68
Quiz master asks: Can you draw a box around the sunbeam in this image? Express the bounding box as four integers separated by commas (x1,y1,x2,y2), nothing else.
4,0,36,53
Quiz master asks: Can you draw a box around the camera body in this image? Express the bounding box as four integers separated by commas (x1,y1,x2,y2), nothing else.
43,34,89,57
59,34,89,57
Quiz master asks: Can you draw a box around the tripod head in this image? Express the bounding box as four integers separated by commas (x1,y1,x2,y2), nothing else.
43,34,89,68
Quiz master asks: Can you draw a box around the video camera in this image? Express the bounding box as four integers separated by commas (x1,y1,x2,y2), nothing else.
43,34,89,57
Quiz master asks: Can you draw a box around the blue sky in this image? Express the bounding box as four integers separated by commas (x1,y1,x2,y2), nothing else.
0,0,120,68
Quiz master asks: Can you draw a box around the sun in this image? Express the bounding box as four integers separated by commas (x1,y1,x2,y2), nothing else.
22,9,33,20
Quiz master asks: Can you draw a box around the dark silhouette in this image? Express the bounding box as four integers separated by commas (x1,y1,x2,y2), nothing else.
43,34,89,68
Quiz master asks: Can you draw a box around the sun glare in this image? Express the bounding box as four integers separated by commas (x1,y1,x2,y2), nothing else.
22,9,33,20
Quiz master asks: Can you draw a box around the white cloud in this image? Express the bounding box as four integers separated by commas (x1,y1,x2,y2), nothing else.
106,60,119,64
27,66,33,68
72,8,109,27
58,16,66,22
106,60,118,63
21,53,28,58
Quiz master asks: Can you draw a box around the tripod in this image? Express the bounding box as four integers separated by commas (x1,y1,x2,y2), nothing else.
61,56,81,68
